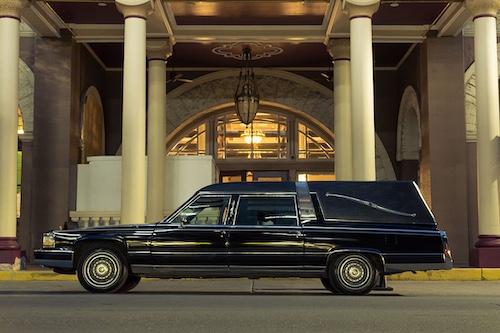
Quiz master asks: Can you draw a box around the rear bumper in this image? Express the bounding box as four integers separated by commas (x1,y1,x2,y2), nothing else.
384,253,453,274
34,249,74,269
387,259,452,272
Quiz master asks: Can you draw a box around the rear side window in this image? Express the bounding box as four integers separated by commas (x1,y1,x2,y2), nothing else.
235,196,298,226
318,192,419,223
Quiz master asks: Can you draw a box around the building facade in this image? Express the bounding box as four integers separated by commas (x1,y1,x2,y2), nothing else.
1,0,499,268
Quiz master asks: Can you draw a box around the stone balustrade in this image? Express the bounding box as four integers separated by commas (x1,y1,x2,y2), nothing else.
69,211,122,228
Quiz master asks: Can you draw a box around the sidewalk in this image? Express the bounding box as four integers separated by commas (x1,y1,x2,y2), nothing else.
1,266,500,281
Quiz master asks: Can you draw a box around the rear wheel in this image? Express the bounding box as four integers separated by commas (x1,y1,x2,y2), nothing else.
77,246,129,293
329,253,378,295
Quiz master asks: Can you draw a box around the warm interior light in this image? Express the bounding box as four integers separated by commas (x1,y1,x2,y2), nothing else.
241,127,265,144
17,110,24,134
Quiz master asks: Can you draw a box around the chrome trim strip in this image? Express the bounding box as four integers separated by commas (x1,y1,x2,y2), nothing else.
152,265,228,270
304,225,441,235
152,251,301,256
229,266,302,270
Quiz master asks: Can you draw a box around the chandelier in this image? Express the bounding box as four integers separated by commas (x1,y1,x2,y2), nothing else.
241,127,265,144
234,47,259,125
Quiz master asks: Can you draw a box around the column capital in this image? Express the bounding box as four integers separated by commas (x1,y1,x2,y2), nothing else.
0,0,29,19
465,0,500,18
342,0,380,19
327,38,350,61
116,0,154,19
147,39,174,61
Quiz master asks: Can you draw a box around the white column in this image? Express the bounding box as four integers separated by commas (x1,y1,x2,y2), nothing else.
465,0,500,266
342,0,380,181
146,40,172,223
116,0,153,224
0,0,27,265
327,39,353,180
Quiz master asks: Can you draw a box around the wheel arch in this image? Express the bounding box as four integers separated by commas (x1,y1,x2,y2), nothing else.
73,235,128,269
325,248,386,274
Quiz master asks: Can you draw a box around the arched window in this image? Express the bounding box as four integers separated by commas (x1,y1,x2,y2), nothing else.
168,111,333,159
166,108,335,181
168,123,206,156
298,122,334,159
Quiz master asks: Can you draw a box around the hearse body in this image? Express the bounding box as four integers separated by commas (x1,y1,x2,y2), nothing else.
35,181,452,294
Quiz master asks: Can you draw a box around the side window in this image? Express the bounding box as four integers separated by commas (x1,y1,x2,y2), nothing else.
173,196,230,225
235,196,298,226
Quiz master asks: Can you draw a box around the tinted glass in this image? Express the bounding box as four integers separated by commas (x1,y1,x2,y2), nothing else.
235,196,298,226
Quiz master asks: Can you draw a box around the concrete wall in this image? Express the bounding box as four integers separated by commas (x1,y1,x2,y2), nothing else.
76,156,219,217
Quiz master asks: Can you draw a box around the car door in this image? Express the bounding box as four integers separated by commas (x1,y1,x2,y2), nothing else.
151,195,232,275
227,195,304,274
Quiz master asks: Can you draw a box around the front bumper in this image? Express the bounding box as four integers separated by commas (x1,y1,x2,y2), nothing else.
34,249,74,270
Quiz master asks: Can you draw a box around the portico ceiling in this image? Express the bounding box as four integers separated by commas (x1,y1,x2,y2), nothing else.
21,0,472,72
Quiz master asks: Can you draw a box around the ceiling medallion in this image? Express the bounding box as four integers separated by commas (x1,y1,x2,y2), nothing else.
212,42,283,60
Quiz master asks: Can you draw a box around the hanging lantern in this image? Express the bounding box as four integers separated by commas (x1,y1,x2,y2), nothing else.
234,47,259,125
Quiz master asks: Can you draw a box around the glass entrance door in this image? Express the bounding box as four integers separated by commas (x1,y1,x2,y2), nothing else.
220,170,289,183
251,171,288,182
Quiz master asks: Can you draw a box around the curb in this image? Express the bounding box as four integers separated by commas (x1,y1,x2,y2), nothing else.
1,268,500,281
387,268,500,281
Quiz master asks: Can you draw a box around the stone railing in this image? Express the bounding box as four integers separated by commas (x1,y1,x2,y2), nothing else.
69,211,122,228
69,211,173,228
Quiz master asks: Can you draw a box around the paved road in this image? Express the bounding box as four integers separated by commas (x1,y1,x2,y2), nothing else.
1,279,499,333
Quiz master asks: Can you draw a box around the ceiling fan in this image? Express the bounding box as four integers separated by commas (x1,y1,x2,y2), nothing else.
167,71,193,84
166,52,193,84
320,69,333,83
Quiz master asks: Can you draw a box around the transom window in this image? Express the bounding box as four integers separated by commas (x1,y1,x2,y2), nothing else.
167,110,334,161
298,123,335,159
168,123,206,156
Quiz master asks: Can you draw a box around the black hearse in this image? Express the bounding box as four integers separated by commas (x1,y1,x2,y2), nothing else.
35,181,452,294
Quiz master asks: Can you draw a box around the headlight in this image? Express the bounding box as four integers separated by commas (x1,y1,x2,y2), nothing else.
42,232,55,248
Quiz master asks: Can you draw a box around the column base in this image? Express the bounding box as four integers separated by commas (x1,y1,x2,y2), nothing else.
469,235,500,268
0,237,21,265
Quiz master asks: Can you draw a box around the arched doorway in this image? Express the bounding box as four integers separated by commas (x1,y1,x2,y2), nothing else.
165,68,396,181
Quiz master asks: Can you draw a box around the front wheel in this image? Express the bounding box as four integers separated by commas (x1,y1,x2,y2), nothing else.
118,275,141,292
329,253,378,295
77,247,129,293
320,277,338,294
